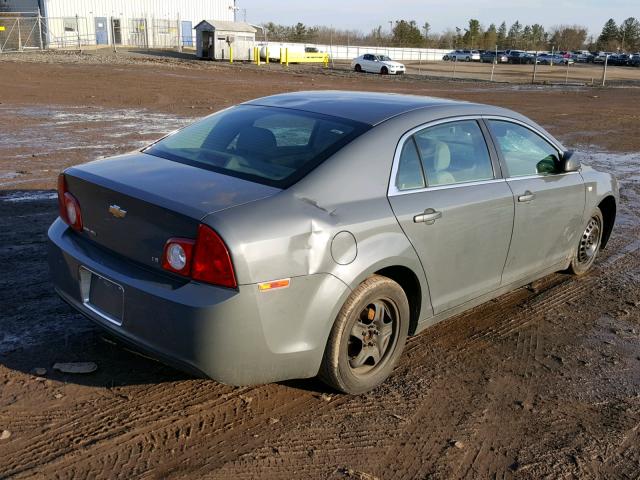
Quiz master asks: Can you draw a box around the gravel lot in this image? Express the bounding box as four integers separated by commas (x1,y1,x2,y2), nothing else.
0,52,639,479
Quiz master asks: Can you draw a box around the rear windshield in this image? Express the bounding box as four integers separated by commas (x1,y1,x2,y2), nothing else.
144,105,370,188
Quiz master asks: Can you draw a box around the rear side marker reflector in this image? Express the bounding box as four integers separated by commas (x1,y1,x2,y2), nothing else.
258,279,291,292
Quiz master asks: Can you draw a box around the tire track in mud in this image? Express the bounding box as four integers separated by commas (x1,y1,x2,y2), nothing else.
37,386,316,479
1,382,250,477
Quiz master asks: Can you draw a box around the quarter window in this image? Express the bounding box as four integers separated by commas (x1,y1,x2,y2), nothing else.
488,120,560,177
413,120,494,186
395,138,425,191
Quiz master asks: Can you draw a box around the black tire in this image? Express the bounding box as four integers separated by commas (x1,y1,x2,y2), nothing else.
568,208,604,276
319,275,410,394
354,64,362,72
380,66,389,75
466,56,471,62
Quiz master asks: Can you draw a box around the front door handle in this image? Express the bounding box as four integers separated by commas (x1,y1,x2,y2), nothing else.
413,208,442,224
518,190,536,203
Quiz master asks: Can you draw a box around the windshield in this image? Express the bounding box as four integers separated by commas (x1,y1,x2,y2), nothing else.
144,105,370,188
375,55,392,61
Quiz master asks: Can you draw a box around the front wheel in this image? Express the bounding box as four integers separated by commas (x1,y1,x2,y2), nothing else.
380,66,389,75
319,275,410,394
568,208,604,275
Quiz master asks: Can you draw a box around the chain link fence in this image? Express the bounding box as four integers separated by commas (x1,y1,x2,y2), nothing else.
0,15,43,52
0,13,192,52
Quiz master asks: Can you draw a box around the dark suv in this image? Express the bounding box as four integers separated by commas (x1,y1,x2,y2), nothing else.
507,50,534,64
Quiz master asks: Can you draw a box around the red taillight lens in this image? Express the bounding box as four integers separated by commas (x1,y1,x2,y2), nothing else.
161,225,237,288
192,224,237,288
57,174,83,232
162,238,195,276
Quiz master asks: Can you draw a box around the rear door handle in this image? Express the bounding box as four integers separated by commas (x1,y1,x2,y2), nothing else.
518,191,536,203
413,208,442,224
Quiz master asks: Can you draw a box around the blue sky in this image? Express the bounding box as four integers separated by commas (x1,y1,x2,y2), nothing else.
236,0,637,37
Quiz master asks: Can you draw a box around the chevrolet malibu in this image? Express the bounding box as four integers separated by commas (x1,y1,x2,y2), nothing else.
49,91,618,394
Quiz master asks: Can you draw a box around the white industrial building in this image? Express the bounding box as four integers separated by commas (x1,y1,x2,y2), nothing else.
0,0,236,48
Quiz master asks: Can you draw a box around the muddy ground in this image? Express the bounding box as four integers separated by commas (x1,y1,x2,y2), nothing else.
0,53,639,479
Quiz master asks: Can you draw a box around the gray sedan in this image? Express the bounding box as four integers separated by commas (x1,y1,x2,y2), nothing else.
49,91,618,394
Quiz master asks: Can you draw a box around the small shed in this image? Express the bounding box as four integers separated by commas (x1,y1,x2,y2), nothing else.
195,20,256,61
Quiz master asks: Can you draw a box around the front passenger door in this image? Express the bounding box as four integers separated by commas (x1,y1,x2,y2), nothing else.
487,119,585,284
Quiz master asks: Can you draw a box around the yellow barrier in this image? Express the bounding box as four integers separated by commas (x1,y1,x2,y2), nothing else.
229,46,233,63
280,48,329,68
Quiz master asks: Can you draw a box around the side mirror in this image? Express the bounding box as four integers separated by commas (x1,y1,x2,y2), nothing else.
561,150,581,172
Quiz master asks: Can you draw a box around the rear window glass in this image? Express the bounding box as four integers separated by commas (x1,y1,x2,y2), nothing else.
145,105,369,188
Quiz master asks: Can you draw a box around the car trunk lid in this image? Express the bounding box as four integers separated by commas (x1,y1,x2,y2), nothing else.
64,152,279,272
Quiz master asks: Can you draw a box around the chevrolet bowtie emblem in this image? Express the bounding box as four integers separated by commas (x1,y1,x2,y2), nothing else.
108,205,127,219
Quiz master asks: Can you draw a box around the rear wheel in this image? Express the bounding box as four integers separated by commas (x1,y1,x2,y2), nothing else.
568,208,604,275
354,64,362,72
319,275,410,394
380,66,389,75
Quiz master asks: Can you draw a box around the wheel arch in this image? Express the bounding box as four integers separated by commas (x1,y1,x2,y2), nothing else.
598,195,616,249
374,265,422,336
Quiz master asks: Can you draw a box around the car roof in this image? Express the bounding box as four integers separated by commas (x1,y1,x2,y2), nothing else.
243,91,462,126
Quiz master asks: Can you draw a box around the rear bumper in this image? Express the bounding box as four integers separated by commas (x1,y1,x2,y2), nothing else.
48,218,350,385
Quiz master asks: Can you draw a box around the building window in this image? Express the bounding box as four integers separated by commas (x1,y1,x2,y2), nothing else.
63,18,77,32
156,19,170,35
130,19,146,34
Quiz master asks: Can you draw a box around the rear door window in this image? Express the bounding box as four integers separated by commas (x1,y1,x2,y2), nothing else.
413,120,494,186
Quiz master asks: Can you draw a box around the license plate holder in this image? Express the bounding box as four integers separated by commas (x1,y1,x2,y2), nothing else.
79,267,124,326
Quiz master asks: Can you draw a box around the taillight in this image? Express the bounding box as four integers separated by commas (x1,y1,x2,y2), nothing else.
57,174,83,232
192,225,237,288
162,238,195,276
161,224,237,288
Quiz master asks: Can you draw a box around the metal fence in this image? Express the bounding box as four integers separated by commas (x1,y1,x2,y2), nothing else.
0,14,43,52
0,13,195,52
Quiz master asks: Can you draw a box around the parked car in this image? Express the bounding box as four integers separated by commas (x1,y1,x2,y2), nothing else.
507,50,534,64
480,50,509,63
352,54,406,75
49,91,618,394
443,49,481,61
536,53,575,65
630,55,640,67
593,52,614,64
571,50,594,63
608,54,631,66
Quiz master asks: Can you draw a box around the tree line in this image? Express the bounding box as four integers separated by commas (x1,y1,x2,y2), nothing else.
260,17,640,52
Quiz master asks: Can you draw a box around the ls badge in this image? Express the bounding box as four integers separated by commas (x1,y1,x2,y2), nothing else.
108,205,127,219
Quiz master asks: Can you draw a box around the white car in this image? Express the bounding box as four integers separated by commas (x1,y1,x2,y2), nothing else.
351,54,406,75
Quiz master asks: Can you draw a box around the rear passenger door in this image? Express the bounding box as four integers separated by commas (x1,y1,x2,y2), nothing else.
486,119,585,284
388,118,514,314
